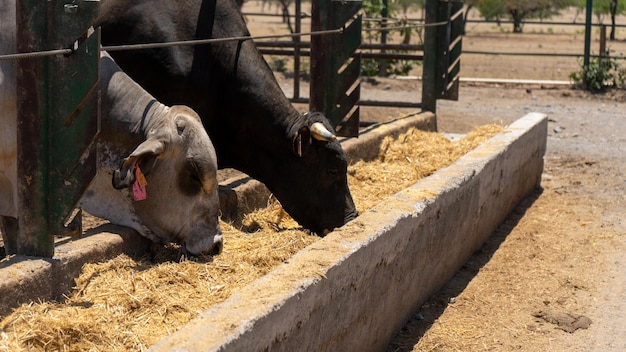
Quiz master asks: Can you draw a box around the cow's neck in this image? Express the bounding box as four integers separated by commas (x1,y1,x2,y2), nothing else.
100,53,170,139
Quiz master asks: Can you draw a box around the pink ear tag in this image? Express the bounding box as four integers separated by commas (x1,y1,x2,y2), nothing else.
132,165,147,201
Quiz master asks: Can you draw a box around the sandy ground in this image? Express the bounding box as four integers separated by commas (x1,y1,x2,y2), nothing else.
384,83,626,352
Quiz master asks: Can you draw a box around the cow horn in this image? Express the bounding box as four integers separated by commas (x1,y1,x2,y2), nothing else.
310,122,336,142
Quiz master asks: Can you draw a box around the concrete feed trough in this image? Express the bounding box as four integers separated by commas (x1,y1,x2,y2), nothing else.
151,112,547,351
0,111,547,351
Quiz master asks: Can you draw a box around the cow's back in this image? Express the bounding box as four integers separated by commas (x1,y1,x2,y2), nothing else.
0,0,17,218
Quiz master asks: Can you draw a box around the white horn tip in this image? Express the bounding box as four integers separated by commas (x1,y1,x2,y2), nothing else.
311,122,336,142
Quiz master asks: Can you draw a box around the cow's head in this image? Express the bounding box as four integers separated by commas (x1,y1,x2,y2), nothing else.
269,111,358,235
112,105,222,256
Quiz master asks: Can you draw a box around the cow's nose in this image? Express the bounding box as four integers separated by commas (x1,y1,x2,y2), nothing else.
184,232,223,257
209,237,223,255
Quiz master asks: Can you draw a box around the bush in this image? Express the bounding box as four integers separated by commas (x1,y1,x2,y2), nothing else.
361,58,419,77
269,57,287,73
570,52,626,92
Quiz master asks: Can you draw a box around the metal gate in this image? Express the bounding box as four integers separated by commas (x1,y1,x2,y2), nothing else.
255,0,463,125
14,0,99,257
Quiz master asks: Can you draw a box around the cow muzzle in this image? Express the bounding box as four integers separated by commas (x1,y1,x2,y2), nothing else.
182,233,224,257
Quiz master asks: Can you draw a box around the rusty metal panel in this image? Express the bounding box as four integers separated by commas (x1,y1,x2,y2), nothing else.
15,0,99,257
46,0,99,234
16,0,53,257
440,1,463,101
336,14,361,64
336,56,361,97
333,80,359,121
331,0,362,28
310,0,361,137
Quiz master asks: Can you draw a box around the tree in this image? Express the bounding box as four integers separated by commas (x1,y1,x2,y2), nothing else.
610,0,620,40
575,0,626,40
394,0,423,15
276,0,294,33
596,0,625,40
361,0,420,76
463,0,482,34
476,0,576,33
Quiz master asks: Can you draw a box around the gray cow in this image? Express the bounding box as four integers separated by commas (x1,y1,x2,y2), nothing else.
0,1,222,256
78,52,223,256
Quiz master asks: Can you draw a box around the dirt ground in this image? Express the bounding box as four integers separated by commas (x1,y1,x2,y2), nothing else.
244,3,626,351
381,83,626,352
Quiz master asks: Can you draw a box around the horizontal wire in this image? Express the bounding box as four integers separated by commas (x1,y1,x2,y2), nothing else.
0,28,344,60
0,19,450,60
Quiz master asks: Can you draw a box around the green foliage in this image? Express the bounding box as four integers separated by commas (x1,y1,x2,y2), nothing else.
591,0,626,24
269,57,287,73
475,0,578,32
569,52,626,92
361,58,380,77
361,0,420,76
360,58,418,77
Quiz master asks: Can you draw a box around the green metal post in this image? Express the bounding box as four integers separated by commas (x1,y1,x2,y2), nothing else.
294,0,301,99
46,0,100,236
422,0,439,116
16,0,54,257
15,0,99,257
379,0,388,76
422,0,463,117
584,0,593,70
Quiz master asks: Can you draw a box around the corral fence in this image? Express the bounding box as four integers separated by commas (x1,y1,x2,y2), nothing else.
248,0,463,120
461,18,626,82
0,0,462,257
254,2,626,88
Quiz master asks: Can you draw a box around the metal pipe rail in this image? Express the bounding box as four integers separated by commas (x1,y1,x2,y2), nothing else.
0,28,345,60
0,18,449,61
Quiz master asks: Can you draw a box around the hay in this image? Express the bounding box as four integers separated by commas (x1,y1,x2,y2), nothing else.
0,124,502,351
349,124,502,212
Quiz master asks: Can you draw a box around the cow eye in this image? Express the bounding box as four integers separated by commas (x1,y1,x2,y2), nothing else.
187,162,203,184
327,168,339,176
178,160,203,196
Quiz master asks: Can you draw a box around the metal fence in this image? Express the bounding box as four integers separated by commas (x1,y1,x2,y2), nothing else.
249,8,626,84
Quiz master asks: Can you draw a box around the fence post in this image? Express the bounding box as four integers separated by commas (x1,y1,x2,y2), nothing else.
15,0,54,257
583,0,593,71
14,0,99,257
422,0,463,117
378,0,388,77
600,24,606,56
422,0,441,115
293,0,301,99
310,0,362,137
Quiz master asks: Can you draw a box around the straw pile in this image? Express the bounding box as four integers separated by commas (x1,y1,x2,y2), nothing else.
0,124,502,351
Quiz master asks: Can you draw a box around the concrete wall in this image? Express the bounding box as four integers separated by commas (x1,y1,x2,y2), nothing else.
151,112,547,352
0,111,547,350
0,225,149,317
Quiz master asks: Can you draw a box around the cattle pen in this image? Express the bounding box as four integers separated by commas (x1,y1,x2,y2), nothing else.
1,0,549,350
1,0,462,257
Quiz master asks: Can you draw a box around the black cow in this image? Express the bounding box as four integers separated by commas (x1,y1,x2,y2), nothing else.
95,0,357,234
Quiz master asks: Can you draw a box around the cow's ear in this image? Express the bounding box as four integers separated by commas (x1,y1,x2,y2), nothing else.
112,139,165,189
292,126,311,157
